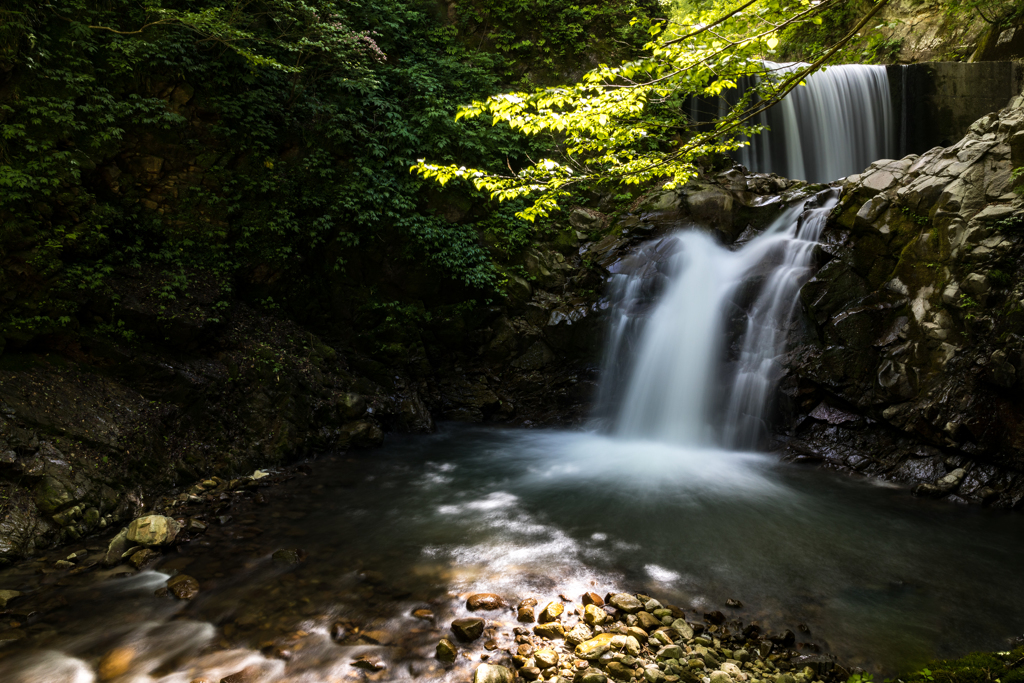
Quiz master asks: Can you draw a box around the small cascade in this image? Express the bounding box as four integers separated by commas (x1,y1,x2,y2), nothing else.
602,189,839,448
729,63,895,183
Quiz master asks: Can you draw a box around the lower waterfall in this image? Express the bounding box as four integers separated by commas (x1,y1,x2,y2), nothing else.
603,189,839,448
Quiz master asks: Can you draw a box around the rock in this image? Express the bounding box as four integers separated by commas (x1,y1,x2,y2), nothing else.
521,666,542,680
608,593,643,613
353,656,386,671
626,626,648,643
99,647,135,680
576,633,622,659
582,592,604,606
452,617,486,642
671,619,694,640
725,598,743,608
538,601,565,623
711,671,733,683
645,667,668,683
657,645,684,660
606,662,633,681
518,597,538,622
167,574,200,600
221,667,262,683
272,549,301,564
413,608,434,620
650,630,673,647
534,622,566,639
536,649,559,668
963,272,991,296
577,673,608,683
0,590,21,607
566,622,594,646
584,603,610,625
126,515,180,546
703,610,725,624
127,548,159,569
474,663,515,683
338,393,366,419
637,611,661,630
467,593,506,611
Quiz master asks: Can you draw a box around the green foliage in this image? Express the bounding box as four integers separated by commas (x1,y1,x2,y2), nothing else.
1,0,654,345
989,268,1013,286
414,0,887,221
899,647,1024,683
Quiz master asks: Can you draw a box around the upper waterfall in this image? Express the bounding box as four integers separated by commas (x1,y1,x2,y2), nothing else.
725,64,895,183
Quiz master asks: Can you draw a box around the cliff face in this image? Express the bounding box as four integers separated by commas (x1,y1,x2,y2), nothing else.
775,94,1024,507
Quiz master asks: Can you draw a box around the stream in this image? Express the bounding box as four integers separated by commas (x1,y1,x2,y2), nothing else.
2,424,1024,682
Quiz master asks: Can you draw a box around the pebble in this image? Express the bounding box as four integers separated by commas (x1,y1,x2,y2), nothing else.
518,597,538,622
436,637,457,663
167,574,200,600
576,633,621,659
0,590,21,608
534,622,566,639
535,649,559,668
584,603,610,625
474,663,514,683
98,647,135,680
413,608,434,620
538,601,564,623
608,593,643,613
582,592,604,606
128,548,159,569
467,593,506,611
566,622,594,645
451,617,486,641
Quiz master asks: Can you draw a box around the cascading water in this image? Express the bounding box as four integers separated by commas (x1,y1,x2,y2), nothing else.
720,63,895,183
604,189,839,449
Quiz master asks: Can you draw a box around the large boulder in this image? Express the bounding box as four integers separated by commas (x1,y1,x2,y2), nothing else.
126,515,180,546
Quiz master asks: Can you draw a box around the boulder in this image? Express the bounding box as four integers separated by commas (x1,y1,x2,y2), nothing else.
126,515,180,546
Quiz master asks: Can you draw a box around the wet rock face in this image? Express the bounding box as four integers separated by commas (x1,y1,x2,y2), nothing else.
777,94,1024,507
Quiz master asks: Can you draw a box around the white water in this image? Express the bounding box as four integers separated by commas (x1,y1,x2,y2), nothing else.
733,63,895,183
606,189,839,448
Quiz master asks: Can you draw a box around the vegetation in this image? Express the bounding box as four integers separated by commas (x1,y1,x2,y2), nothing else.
413,0,889,221
0,0,657,352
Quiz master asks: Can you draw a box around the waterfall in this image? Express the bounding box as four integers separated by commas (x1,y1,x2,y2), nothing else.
733,64,895,183
603,189,839,448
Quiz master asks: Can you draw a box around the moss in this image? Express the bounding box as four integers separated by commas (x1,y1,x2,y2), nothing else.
899,646,1024,683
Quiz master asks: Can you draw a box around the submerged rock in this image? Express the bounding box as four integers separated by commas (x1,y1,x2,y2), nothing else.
166,574,199,600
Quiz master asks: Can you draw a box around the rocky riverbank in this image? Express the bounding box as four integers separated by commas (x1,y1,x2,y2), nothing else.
445,590,844,683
